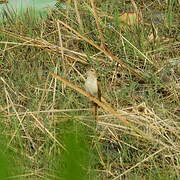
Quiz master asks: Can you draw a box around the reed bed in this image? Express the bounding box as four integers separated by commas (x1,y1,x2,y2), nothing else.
0,0,179,179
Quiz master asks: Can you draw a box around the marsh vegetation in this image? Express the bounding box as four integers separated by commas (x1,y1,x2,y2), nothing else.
0,0,179,179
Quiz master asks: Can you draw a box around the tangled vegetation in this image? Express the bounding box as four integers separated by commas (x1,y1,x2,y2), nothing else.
0,0,179,179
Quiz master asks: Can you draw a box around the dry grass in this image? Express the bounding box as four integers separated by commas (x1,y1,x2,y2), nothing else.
0,0,179,179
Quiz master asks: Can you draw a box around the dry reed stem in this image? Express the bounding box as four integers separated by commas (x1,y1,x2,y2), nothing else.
37,74,51,113
73,0,84,32
0,40,87,64
4,108,90,117
90,0,105,49
130,0,138,12
30,113,66,150
1,30,88,64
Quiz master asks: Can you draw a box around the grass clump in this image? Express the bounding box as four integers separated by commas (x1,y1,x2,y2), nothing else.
0,0,179,179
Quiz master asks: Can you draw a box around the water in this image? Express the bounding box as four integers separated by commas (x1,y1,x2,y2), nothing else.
0,0,56,17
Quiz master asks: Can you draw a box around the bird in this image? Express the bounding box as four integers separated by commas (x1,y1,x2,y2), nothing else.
85,68,101,101
85,68,101,121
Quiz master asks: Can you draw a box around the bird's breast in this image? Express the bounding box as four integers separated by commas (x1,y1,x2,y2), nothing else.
85,77,98,96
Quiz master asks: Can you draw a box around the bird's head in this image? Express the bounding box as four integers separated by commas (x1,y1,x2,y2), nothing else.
86,68,97,77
